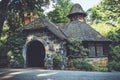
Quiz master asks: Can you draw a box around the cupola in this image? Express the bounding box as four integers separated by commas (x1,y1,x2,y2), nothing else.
67,4,87,22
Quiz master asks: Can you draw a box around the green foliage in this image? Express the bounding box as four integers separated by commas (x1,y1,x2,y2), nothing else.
68,59,94,71
0,8,25,67
91,22,117,36
107,29,120,43
67,58,108,71
108,60,120,71
7,51,13,57
7,0,47,26
0,29,26,67
107,45,120,71
6,32,26,67
0,0,51,35
67,39,88,58
7,32,26,54
87,0,120,26
0,24,9,46
7,13,23,32
110,46,120,61
53,55,62,69
0,24,10,55
47,0,73,23
107,29,120,71
94,66,108,72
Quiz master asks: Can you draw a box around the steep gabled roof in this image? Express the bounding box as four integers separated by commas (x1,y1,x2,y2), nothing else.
18,18,67,40
18,18,111,42
64,20,111,42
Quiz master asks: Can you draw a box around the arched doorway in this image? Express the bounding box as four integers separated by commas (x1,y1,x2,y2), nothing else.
26,40,45,67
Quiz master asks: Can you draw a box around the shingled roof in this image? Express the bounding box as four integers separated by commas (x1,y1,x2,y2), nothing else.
18,18,67,40
64,20,111,42
67,3,87,18
19,18,111,42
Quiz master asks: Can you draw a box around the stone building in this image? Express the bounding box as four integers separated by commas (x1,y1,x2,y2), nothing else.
19,4,111,68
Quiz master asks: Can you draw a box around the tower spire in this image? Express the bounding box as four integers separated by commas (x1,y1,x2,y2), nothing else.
67,3,87,22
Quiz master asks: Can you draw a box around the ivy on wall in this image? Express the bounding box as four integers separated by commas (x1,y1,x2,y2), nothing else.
6,32,26,67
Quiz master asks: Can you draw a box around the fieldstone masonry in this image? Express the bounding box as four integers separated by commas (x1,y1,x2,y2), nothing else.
22,30,67,69
88,57,108,66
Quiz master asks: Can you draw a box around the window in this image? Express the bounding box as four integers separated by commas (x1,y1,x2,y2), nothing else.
88,45,96,57
88,43,104,57
103,44,109,56
96,44,103,56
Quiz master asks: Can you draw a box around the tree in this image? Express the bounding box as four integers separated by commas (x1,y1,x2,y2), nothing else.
47,0,73,23
107,28,120,71
87,0,120,26
0,0,50,36
102,0,120,26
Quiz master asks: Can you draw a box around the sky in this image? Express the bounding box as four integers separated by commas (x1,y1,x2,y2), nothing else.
71,0,102,11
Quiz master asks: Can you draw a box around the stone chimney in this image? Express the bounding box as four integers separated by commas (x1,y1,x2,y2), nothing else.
24,12,35,25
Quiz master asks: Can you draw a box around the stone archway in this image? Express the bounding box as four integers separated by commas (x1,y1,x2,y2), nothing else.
26,40,45,67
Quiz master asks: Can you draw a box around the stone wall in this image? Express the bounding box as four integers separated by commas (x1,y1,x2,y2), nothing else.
87,57,108,66
22,29,66,69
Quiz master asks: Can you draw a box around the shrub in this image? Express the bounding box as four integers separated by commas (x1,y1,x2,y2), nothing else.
94,66,108,72
53,55,62,69
107,45,120,71
108,60,120,71
68,59,94,71
67,39,89,58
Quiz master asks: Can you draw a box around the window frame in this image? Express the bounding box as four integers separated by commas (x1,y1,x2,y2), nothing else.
88,43,105,58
